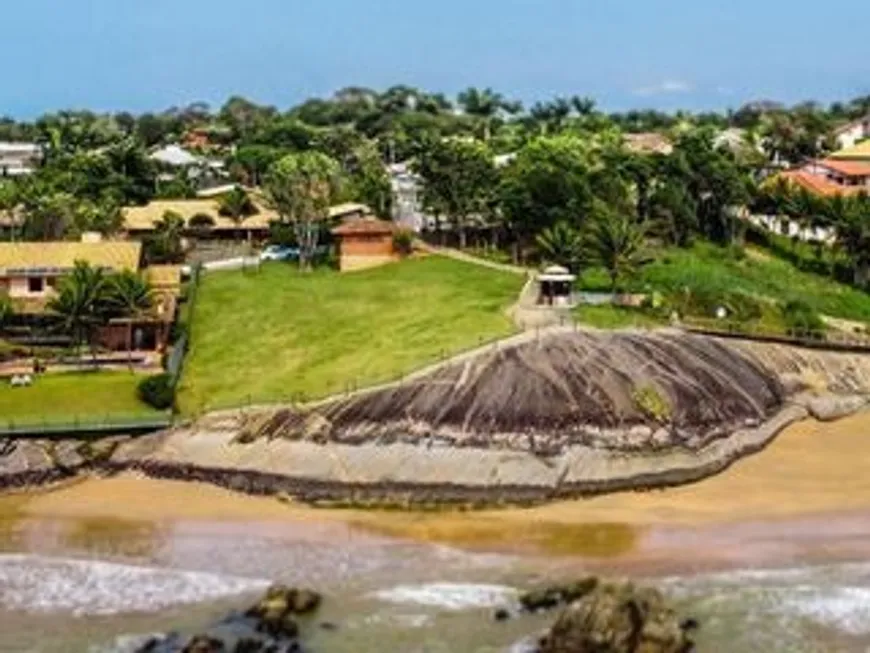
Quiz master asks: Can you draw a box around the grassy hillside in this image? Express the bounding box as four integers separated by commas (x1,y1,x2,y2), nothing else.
580,243,870,323
178,256,523,414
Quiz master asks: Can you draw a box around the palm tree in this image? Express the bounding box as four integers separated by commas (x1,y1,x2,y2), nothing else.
583,208,650,293
106,271,154,366
218,185,257,240
145,210,186,264
571,96,597,117
457,87,519,141
48,261,108,366
536,222,584,273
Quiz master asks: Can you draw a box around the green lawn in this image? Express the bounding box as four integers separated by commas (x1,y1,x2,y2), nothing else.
573,304,666,330
0,371,162,427
579,242,870,323
178,256,523,413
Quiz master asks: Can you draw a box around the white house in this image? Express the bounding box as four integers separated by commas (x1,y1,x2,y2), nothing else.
833,116,870,150
149,144,201,168
0,142,42,177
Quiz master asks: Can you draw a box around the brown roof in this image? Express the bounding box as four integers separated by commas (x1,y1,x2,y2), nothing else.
624,132,674,155
146,265,182,290
331,216,397,236
777,171,865,197
0,241,142,274
123,197,370,233
815,159,870,177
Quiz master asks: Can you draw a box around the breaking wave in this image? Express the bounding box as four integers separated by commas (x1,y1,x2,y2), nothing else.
0,554,270,616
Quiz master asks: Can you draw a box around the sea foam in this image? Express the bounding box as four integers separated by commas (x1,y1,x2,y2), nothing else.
0,554,269,616
372,582,517,610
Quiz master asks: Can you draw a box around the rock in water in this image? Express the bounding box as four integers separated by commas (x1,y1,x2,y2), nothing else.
134,586,322,653
519,577,600,613
537,581,695,653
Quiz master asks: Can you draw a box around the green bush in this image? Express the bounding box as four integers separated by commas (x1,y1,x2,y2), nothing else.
781,300,825,337
393,230,414,256
660,287,763,323
137,373,175,410
632,384,672,423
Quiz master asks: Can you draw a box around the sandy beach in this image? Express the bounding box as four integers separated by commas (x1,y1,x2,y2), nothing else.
3,411,870,566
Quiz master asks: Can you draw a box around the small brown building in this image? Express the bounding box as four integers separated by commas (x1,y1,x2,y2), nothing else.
332,216,398,272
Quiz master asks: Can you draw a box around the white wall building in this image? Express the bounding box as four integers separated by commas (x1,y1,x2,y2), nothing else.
0,142,42,177
834,116,870,150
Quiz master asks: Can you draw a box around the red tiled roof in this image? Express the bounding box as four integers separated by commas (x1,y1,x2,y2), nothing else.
816,159,870,177
331,216,397,236
778,171,865,197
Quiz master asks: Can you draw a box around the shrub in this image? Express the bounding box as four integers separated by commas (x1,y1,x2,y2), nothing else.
138,373,175,410
660,287,762,323
393,230,414,256
188,213,216,229
632,384,672,423
781,300,825,337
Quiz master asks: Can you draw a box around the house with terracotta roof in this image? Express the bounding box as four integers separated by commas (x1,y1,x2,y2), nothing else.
332,216,399,272
802,159,870,189
0,238,180,351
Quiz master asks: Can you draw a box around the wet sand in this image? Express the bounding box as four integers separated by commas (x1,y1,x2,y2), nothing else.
4,411,870,567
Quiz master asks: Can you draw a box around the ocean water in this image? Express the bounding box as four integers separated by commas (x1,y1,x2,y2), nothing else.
0,514,869,652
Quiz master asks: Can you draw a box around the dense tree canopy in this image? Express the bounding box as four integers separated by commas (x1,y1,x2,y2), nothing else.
1,85,869,293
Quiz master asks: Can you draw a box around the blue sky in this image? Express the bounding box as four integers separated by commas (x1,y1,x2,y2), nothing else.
3,0,869,117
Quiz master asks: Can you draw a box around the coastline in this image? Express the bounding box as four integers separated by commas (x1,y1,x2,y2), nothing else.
5,411,870,571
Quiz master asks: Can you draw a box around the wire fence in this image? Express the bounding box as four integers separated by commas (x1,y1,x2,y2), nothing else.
0,412,173,438
187,312,870,417
186,330,525,417
680,316,870,351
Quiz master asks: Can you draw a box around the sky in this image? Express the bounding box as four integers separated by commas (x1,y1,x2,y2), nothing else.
3,0,869,118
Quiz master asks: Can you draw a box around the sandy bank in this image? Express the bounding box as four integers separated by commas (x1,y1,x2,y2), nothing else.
7,412,870,563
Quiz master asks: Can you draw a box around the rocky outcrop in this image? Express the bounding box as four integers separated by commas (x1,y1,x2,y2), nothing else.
2,332,870,507
0,436,135,490
521,580,696,653
238,330,786,455
134,585,322,653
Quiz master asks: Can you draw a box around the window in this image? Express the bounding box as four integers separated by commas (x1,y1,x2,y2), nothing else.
28,277,44,293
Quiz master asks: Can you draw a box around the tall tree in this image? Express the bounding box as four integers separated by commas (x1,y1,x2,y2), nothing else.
413,138,498,248
344,144,392,218
263,151,341,270
826,193,870,286
498,135,596,262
